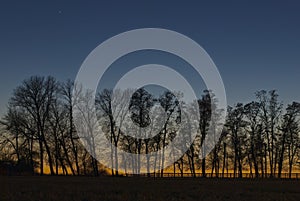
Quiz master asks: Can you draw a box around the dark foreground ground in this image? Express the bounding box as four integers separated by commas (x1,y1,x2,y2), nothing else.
0,176,300,201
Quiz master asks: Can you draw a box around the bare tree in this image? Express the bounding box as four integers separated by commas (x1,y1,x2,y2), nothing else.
0,106,36,174
198,90,212,177
73,88,100,176
256,90,282,177
158,91,180,177
9,76,58,175
244,101,263,178
61,80,81,175
279,102,300,178
226,103,246,178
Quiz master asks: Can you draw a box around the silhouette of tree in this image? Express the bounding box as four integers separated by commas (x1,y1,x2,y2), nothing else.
226,103,246,178
244,101,263,178
9,76,58,175
256,90,282,177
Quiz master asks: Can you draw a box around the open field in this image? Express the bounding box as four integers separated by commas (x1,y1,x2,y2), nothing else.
1,176,300,201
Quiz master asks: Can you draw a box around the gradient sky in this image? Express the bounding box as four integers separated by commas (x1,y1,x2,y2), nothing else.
0,0,300,115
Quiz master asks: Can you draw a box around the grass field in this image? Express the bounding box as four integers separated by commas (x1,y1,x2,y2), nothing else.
1,176,300,201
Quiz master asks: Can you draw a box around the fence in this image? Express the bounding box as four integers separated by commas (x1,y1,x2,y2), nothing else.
125,172,300,179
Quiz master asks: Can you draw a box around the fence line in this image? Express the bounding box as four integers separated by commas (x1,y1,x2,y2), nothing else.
125,172,300,179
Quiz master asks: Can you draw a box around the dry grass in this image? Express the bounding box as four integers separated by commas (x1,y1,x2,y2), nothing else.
0,176,300,201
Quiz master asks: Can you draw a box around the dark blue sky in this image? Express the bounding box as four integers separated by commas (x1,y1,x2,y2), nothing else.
1,0,300,115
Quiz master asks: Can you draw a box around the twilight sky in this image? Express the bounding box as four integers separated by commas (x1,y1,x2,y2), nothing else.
0,0,300,115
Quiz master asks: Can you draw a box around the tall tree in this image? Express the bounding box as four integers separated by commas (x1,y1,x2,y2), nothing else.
226,103,246,178
158,91,180,177
279,102,300,178
74,88,99,176
244,101,262,178
10,76,58,175
129,88,154,174
61,80,80,175
256,90,282,177
198,90,212,177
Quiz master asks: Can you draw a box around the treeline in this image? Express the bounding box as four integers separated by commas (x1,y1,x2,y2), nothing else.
0,75,300,178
